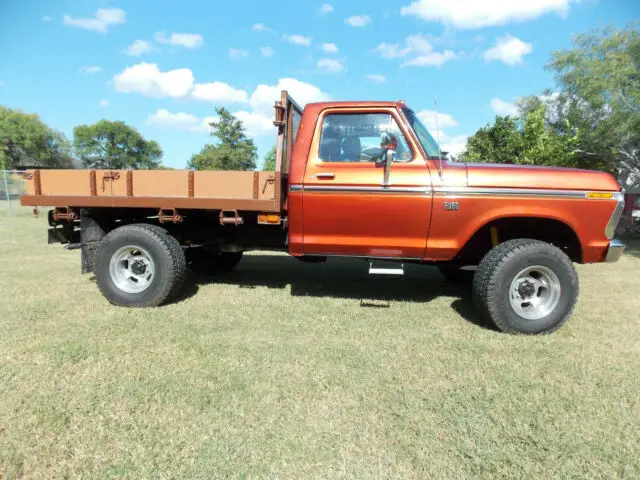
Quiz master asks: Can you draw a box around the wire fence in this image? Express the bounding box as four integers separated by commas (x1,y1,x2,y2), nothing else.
0,170,29,216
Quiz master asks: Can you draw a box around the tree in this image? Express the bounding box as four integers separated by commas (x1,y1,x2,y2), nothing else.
545,24,640,180
460,105,575,166
262,145,276,171
73,120,162,169
460,115,523,164
187,107,257,170
0,106,74,169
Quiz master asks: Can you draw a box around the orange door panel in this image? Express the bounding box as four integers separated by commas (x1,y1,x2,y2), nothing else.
300,108,432,259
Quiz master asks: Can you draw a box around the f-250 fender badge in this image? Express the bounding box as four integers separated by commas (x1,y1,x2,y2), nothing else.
444,201,459,211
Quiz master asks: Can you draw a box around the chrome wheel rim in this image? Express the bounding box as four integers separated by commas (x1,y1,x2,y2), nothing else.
508,265,561,320
109,245,155,294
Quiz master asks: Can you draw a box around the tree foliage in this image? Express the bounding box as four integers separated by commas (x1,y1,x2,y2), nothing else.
262,145,277,171
461,105,576,166
73,120,162,169
546,23,640,180
187,107,257,171
0,106,74,169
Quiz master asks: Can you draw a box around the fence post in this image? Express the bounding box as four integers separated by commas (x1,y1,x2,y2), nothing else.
3,170,12,216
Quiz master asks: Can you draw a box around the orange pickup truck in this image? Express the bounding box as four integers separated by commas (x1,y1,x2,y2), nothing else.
21,91,626,334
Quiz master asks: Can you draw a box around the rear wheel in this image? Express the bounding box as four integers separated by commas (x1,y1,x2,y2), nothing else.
95,224,186,307
472,239,579,334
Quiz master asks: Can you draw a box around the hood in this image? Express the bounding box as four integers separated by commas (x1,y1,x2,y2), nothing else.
464,163,620,191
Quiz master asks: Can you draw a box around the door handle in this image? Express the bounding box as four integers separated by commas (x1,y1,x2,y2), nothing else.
315,173,335,180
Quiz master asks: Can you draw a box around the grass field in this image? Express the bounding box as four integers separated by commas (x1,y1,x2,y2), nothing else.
1,205,639,479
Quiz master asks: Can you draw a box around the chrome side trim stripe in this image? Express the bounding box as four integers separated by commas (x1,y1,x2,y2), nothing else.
290,184,620,200
432,186,587,199
289,184,428,194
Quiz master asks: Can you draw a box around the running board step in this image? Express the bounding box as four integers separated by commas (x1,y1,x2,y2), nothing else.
368,261,404,276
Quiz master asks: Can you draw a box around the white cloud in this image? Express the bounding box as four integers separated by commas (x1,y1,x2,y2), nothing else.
98,99,110,107
147,108,199,129
154,32,204,49
375,34,457,68
233,110,275,137
234,78,330,137
483,35,533,65
416,110,458,130
0,80,6,87
124,40,155,57
260,47,275,57
490,98,519,116
229,48,249,59
144,78,330,139
366,74,386,83
282,34,312,46
146,109,217,134
80,66,102,74
252,23,275,34
43,15,52,22
400,0,572,29
319,3,334,14
317,58,346,73
345,15,371,27
192,82,249,103
63,8,126,33
249,78,330,117
320,42,338,53
403,50,456,67
442,134,468,156
112,63,194,98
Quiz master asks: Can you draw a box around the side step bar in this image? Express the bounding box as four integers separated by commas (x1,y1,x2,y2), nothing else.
368,261,404,276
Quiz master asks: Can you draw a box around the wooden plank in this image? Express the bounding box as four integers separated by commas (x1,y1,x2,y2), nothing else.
253,171,259,199
188,171,194,198
34,170,42,196
126,170,133,196
89,171,97,196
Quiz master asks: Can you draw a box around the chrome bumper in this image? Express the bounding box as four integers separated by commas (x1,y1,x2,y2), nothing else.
605,239,625,263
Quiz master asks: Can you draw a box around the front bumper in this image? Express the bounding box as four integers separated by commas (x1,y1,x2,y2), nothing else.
605,239,625,263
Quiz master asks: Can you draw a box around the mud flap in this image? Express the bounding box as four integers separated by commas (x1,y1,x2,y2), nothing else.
80,211,105,274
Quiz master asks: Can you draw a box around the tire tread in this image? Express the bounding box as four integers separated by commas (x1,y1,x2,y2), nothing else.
472,239,579,334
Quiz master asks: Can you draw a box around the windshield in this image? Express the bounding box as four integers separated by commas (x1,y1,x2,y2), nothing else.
402,108,442,159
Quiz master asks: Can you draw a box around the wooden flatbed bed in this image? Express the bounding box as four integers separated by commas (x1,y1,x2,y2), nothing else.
20,169,283,212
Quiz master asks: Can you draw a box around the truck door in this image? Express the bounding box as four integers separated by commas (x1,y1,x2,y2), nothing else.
301,108,432,259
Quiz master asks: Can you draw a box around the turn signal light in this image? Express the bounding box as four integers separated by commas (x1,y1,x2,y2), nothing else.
258,213,281,224
586,192,614,199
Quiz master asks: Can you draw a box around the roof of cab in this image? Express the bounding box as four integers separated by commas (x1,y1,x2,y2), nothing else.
306,100,408,109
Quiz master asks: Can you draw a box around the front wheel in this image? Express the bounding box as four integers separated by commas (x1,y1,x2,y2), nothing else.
94,224,186,307
473,239,579,334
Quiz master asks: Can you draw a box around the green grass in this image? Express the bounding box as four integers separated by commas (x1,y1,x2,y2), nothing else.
1,207,639,479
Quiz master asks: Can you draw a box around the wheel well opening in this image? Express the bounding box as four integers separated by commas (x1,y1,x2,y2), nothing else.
454,217,583,265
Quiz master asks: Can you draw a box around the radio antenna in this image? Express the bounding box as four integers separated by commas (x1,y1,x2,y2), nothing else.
434,97,444,178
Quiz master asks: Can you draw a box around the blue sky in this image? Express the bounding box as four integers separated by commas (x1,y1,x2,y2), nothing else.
0,0,637,168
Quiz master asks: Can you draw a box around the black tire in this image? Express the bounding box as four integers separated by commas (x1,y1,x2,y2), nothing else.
94,223,186,307
472,239,579,335
218,251,243,272
438,265,474,283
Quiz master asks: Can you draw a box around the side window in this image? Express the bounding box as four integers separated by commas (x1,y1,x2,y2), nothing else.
318,113,413,163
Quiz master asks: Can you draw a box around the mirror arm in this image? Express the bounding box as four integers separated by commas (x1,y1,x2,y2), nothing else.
382,148,394,187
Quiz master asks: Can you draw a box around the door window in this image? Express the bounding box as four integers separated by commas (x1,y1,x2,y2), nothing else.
318,113,413,163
